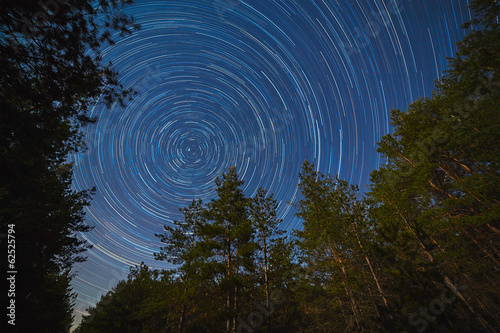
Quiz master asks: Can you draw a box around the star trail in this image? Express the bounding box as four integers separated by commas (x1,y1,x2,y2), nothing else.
69,0,472,326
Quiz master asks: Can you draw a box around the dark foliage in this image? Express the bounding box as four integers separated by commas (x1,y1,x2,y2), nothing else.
1,0,138,331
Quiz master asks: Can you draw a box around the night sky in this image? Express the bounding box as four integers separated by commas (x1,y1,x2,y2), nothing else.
69,0,473,327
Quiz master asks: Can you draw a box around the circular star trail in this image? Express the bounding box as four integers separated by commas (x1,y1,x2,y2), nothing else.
70,0,472,326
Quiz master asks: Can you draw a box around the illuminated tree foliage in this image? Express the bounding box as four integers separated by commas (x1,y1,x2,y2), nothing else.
368,0,500,331
153,169,296,332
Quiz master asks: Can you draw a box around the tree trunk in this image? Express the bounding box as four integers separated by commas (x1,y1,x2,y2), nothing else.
464,229,500,266
226,217,232,333
352,225,389,308
262,231,271,333
395,204,496,332
329,244,362,329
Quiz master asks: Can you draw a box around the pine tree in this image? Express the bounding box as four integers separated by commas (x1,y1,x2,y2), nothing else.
155,199,207,331
247,187,285,332
155,167,255,332
294,161,386,331
367,1,499,331
0,1,139,331
203,167,254,332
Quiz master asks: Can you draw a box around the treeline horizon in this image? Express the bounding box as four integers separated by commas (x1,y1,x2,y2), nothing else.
77,1,499,331
76,155,499,332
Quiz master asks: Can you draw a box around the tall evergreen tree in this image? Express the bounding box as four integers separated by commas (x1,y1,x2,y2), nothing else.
0,0,139,331
156,167,255,332
368,0,499,331
294,161,386,332
155,199,213,331
203,167,254,333
247,187,285,332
